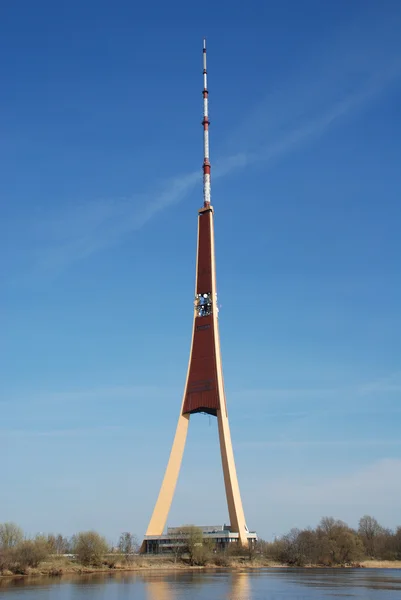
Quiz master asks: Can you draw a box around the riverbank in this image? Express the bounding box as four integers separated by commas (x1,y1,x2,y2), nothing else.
360,560,401,569
1,556,401,580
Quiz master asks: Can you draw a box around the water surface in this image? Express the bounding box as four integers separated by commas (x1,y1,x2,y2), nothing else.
1,568,401,599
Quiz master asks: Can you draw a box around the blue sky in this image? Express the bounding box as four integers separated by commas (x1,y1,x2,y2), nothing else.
1,0,401,543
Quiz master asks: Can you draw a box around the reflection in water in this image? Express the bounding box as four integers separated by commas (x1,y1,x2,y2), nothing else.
144,571,251,600
230,572,251,600
145,578,174,600
274,568,401,592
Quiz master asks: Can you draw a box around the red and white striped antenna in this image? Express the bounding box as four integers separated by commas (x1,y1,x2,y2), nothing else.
202,38,211,207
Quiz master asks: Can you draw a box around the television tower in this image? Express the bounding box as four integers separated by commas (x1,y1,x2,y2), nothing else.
142,39,250,547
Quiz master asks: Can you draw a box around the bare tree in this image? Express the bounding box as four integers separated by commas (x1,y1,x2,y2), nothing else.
0,523,23,549
57,534,70,555
394,527,401,560
170,535,185,564
358,515,384,557
46,533,70,555
317,517,363,565
318,517,347,537
46,534,57,554
118,532,138,563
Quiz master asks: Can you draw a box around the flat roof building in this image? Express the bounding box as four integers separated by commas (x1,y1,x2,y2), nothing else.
143,525,258,554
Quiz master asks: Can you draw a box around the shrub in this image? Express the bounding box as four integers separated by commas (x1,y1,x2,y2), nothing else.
213,552,233,567
73,531,109,566
103,555,119,569
0,548,13,573
13,538,50,570
190,544,212,566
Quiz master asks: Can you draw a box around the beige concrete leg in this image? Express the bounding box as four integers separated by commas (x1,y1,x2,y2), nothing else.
217,408,249,546
144,413,190,536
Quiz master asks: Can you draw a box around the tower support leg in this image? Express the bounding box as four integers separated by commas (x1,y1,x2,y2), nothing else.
217,408,249,546
144,413,190,537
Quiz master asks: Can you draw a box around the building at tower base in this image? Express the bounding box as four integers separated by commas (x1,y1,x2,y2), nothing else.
143,524,258,555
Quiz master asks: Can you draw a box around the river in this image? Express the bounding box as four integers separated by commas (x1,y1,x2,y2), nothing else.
1,568,401,599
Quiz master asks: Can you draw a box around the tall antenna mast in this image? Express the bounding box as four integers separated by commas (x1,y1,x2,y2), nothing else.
202,38,211,207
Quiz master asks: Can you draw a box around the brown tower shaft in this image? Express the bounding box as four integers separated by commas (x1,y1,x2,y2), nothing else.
182,207,219,416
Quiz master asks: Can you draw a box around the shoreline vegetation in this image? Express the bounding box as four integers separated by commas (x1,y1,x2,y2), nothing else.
1,515,401,580
1,557,401,582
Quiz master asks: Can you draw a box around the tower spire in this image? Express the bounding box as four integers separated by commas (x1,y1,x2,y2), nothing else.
202,38,211,207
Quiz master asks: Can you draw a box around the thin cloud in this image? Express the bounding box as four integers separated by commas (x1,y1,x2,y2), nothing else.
9,9,401,277
239,439,401,448
356,370,401,395
32,170,200,274
248,458,401,536
266,458,401,507
0,425,124,438
234,370,401,440
242,407,401,420
37,72,400,273
7,369,400,408
4,384,178,407
230,370,401,404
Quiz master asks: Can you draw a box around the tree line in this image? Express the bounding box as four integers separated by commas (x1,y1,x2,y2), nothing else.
0,523,138,574
1,515,401,574
259,515,401,566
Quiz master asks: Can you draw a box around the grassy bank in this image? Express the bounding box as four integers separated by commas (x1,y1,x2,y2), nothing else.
0,554,276,577
1,556,401,580
359,560,401,569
